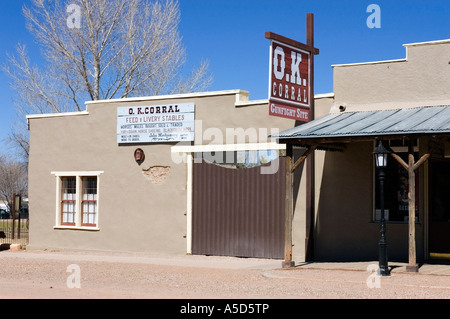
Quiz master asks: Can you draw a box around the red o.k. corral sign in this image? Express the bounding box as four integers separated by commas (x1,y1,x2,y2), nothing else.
266,15,318,123
268,40,311,121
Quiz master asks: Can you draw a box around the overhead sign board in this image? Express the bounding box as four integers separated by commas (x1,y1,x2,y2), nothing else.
117,103,195,144
268,40,311,122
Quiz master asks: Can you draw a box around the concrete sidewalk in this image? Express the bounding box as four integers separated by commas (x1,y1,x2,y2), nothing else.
295,260,450,276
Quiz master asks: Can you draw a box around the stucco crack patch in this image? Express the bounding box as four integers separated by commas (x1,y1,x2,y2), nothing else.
142,166,171,184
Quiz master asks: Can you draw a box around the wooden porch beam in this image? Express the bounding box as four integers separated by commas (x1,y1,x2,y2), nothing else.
390,152,430,173
413,154,430,172
391,153,408,170
291,145,316,173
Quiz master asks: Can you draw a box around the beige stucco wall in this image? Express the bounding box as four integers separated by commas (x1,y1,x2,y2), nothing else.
332,40,450,112
28,90,308,256
312,40,450,262
292,94,334,261
29,38,449,262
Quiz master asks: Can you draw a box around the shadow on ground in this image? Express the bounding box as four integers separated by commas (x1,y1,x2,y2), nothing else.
0,244,11,251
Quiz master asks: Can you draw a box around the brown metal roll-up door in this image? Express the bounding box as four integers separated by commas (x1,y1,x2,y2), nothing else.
192,158,285,259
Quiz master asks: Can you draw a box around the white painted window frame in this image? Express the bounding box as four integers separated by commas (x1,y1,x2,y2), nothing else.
51,171,103,231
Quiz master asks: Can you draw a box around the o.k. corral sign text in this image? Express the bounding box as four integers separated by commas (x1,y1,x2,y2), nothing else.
266,28,318,122
268,40,310,121
117,103,195,143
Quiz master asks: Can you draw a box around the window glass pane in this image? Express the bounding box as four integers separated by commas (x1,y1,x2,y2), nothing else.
61,177,76,225
82,176,97,226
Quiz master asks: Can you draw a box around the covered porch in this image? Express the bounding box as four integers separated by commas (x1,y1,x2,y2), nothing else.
273,105,450,271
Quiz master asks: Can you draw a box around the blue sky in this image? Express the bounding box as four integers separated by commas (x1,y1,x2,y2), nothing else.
1,0,450,153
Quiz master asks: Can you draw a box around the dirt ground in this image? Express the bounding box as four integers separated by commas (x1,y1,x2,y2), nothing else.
1,248,450,301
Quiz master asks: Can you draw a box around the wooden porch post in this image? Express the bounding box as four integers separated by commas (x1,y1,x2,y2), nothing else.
407,142,417,272
407,148,417,271
391,139,430,272
282,144,295,268
282,145,316,268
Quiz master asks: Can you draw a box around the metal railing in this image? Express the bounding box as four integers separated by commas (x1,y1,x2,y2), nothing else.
0,218,29,247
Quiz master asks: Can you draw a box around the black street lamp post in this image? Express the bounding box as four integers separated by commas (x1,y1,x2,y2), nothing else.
373,140,391,276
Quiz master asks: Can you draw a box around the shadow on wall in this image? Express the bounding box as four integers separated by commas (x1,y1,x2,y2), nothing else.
292,147,306,212
314,141,379,262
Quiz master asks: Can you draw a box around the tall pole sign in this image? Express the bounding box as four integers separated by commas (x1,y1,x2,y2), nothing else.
268,14,319,268
266,14,319,122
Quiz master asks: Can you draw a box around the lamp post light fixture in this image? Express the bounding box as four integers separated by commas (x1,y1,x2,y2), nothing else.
373,140,391,276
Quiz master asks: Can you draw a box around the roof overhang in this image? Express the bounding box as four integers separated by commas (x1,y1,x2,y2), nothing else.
272,105,450,151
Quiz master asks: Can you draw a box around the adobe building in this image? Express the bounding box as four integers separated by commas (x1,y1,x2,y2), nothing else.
275,39,450,267
27,89,317,260
27,38,450,267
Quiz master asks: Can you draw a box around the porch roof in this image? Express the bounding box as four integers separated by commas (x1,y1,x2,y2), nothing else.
273,105,450,149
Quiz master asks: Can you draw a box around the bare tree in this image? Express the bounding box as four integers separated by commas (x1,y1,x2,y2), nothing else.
0,155,28,213
7,120,30,162
4,0,212,157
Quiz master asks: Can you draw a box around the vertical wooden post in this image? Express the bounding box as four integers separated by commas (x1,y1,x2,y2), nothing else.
283,144,295,268
307,13,314,122
407,140,418,272
11,193,15,240
391,145,429,273
278,13,317,267
305,13,315,261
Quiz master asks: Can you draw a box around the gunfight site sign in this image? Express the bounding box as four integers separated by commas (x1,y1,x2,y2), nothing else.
268,40,311,122
117,103,195,143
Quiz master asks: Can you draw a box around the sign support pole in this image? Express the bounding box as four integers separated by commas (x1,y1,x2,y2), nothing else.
305,13,315,262
266,14,318,268
277,13,318,268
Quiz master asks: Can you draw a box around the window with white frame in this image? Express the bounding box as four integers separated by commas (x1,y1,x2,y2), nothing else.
61,177,77,225
81,177,98,226
53,172,102,229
